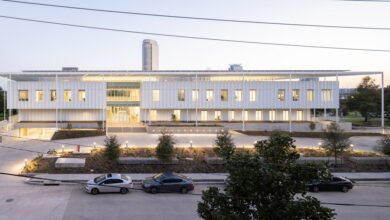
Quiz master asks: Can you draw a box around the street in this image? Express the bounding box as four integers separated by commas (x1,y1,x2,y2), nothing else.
0,178,390,220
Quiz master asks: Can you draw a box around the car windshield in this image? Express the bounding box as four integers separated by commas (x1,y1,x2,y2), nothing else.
94,175,106,183
121,175,128,181
153,173,164,181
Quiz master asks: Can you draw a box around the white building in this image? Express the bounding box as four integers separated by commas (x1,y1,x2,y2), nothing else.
1,69,385,136
142,39,159,71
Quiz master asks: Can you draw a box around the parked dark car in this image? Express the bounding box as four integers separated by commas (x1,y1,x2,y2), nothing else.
307,176,354,193
142,173,194,194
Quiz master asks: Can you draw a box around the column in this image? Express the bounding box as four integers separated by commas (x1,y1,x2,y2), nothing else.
381,72,385,130
195,73,198,127
55,73,58,130
336,73,339,122
242,72,245,131
289,74,292,133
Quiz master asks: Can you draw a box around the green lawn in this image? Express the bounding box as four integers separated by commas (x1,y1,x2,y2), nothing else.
341,116,390,127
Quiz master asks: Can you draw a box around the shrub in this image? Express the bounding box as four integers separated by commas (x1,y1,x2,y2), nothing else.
376,135,390,156
156,132,175,162
213,130,235,160
321,123,351,165
104,135,120,161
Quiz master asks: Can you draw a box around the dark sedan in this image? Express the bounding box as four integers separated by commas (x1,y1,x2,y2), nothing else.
142,173,194,194
307,176,354,193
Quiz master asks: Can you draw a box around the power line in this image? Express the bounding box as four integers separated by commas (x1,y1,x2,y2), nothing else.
1,0,390,31
0,15,389,53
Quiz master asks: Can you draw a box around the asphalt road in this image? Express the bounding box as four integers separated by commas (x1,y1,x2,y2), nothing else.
0,179,390,220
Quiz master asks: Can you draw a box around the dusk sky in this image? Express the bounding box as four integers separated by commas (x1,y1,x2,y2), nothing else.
0,0,389,88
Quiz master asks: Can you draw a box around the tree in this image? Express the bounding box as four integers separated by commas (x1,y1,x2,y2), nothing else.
346,76,380,122
156,132,175,162
104,135,120,161
321,123,351,165
376,135,390,156
213,130,235,160
198,131,335,220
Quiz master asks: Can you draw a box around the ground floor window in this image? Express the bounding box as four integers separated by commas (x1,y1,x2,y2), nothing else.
282,110,289,121
215,111,222,121
228,110,235,121
150,110,157,121
173,110,181,121
201,111,208,121
255,111,262,121
269,110,276,121
296,110,303,121
106,106,140,123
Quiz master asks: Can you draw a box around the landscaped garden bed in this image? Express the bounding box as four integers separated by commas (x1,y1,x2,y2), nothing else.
236,130,384,138
51,129,105,140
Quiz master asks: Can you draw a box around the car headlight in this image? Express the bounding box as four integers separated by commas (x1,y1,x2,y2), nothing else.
143,183,151,188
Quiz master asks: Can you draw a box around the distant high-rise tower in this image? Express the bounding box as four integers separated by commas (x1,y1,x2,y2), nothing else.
142,39,159,71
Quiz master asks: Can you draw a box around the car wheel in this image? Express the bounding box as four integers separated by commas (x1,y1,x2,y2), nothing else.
120,188,129,194
150,187,158,194
312,186,319,193
91,188,99,195
341,186,349,193
181,187,188,194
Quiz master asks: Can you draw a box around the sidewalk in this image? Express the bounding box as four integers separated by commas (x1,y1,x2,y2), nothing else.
27,172,390,184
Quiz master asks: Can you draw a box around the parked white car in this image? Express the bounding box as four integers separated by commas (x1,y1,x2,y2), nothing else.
85,173,133,195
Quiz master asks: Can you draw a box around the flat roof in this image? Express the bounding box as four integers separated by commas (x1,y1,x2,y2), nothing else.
0,70,382,81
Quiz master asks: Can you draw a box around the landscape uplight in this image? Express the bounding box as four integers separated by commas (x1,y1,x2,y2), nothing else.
189,140,193,148
125,140,129,148
93,142,96,149
62,144,65,153
24,158,28,166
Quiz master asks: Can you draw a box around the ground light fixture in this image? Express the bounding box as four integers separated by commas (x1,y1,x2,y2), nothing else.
62,144,64,153
126,140,129,148
24,158,27,167
93,142,96,149
189,140,193,148
350,144,354,151
318,142,322,150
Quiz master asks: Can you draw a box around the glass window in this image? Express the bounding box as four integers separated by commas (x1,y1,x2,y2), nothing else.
307,89,314,102
215,111,222,121
243,111,248,121
107,89,140,101
255,111,262,121
35,90,43,102
296,110,303,121
206,90,214,102
269,110,276,121
220,89,228,101
282,110,289,121
178,89,185,101
18,90,28,101
292,89,299,101
229,110,235,121
78,90,86,102
150,110,157,121
249,89,256,102
278,89,285,101
192,90,199,102
50,90,56,102
152,90,160,102
201,111,208,121
173,110,181,121
64,90,72,102
235,90,242,102
321,89,332,102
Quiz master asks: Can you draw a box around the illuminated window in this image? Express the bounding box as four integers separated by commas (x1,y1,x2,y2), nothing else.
307,89,314,102
78,90,86,102
192,90,199,102
178,89,185,101
220,89,228,101
150,110,157,121
201,111,208,121
18,90,28,101
206,90,214,102
269,110,276,121
283,110,289,121
215,111,222,120
173,110,181,121
296,110,303,121
35,90,43,102
50,90,56,101
249,90,256,102
107,89,140,101
243,111,248,121
278,89,285,101
321,89,332,102
255,111,262,121
292,89,300,101
229,111,235,121
235,90,242,102
64,90,72,102
152,90,160,102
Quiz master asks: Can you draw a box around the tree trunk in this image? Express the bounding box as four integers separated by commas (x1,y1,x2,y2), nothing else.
334,151,337,167
364,114,368,122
